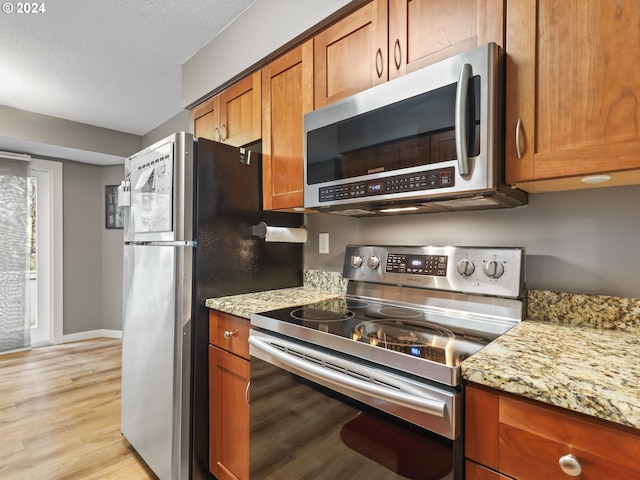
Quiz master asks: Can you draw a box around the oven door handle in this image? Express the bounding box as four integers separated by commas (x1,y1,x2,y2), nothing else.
249,336,447,418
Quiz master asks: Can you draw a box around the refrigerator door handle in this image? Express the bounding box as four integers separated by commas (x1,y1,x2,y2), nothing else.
125,241,196,247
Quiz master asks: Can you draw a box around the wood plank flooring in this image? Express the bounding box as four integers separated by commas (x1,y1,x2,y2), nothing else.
0,338,157,479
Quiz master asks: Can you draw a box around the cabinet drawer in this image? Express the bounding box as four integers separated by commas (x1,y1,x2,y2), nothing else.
209,311,250,360
499,395,640,480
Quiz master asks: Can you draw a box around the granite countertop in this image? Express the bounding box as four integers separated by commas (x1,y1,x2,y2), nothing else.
462,290,640,430
462,321,640,430
205,273,640,431
204,270,347,319
205,286,342,319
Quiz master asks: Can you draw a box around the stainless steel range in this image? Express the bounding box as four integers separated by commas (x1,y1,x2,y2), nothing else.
249,245,525,480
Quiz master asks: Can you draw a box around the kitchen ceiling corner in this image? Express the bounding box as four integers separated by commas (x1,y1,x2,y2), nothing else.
0,0,256,137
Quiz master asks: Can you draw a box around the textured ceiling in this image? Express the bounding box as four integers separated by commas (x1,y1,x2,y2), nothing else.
0,0,256,136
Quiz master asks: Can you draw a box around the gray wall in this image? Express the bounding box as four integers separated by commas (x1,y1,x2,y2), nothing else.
0,105,140,164
141,109,192,148
62,161,125,335
63,161,104,334
100,165,125,331
304,185,640,298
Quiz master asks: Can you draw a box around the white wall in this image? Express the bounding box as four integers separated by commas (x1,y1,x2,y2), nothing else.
304,184,640,298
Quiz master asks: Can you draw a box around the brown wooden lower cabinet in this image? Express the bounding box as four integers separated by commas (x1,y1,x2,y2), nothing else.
465,384,640,480
465,460,511,480
209,310,251,480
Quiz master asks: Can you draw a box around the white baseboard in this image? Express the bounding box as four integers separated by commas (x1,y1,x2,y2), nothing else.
62,329,123,343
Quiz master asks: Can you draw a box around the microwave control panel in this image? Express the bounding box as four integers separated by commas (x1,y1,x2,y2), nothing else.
318,167,455,203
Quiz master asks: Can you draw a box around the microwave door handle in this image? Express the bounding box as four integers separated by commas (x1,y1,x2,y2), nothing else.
455,63,472,176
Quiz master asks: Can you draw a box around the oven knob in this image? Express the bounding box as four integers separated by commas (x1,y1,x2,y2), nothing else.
484,260,505,279
367,256,380,269
350,255,363,268
456,259,475,277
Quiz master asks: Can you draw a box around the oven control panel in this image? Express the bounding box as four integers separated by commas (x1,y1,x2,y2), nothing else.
344,245,525,298
385,253,448,277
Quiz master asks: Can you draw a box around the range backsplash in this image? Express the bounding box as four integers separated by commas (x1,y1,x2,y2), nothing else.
303,271,640,332
526,290,640,332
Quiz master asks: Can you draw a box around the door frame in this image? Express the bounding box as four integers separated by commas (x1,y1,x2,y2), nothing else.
29,158,63,345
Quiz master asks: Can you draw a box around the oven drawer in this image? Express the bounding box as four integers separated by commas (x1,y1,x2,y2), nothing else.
209,310,250,359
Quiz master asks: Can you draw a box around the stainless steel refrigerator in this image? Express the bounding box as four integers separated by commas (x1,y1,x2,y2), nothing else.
120,132,303,480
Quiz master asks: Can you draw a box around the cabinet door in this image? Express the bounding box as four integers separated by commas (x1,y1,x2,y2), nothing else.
314,0,388,108
388,0,504,80
465,386,499,471
262,41,314,210
465,460,510,480
506,0,640,189
193,96,221,141
219,70,262,147
209,345,250,480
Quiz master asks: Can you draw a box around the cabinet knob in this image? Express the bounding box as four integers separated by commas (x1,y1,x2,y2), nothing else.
558,454,582,476
223,329,237,339
220,124,227,142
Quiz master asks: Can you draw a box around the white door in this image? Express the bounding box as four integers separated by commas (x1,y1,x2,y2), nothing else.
29,159,63,346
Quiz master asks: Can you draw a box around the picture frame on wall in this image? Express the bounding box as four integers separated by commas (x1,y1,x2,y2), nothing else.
105,185,124,229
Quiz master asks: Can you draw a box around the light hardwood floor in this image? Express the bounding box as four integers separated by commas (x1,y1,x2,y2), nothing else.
0,338,157,479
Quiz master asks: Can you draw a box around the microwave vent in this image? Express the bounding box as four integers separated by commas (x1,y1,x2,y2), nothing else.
424,196,503,209
329,209,377,216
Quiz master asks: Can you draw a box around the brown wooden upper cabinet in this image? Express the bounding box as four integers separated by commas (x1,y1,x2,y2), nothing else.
388,0,504,80
505,0,640,191
193,95,220,142
313,0,388,108
314,0,504,108
194,71,261,147
262,41,314,211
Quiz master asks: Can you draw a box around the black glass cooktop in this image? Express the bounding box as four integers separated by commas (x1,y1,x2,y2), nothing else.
253,296,498,369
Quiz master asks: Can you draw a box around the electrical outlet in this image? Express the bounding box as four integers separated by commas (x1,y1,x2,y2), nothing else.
318,233,329,254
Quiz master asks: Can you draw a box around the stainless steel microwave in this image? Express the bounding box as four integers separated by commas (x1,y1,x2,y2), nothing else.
303,43,527,215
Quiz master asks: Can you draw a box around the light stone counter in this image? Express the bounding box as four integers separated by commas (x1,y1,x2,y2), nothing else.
206,275,640,430
463,290,640,430
204,286,343,319
204,270,346,319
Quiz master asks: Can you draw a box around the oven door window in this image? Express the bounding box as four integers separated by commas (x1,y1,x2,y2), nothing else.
306,77,480,185
250,358,458,480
